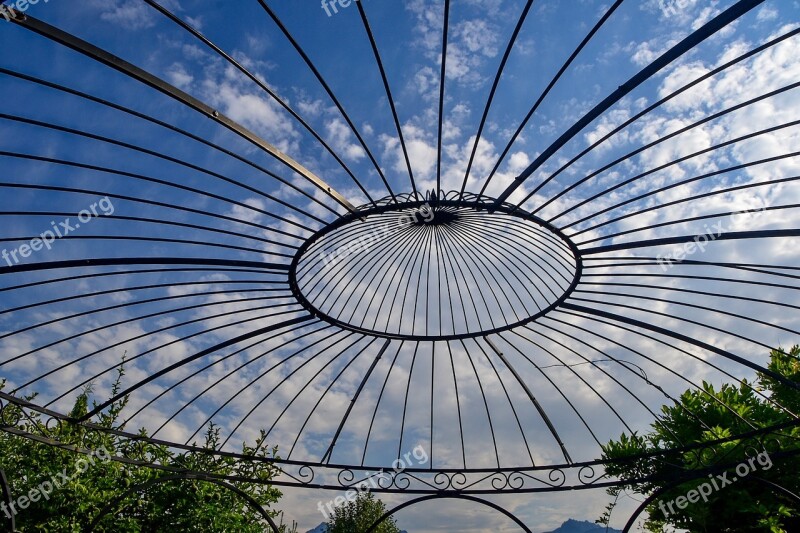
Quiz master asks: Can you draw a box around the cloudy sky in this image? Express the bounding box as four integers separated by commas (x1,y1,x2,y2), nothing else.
1,0,799,531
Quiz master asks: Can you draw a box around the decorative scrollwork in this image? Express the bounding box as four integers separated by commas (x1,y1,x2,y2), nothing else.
577,465,601,485
337,468,354,487
296,465,315,485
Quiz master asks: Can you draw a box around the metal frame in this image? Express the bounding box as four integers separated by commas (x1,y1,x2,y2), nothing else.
1,0,799,530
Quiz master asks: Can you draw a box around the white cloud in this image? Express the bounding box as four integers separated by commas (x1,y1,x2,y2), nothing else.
325,117,366,162
88,0,181,30
757,5,779,22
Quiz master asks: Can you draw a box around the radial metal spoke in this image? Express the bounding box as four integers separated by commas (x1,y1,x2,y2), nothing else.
435,0,451,194
480,0,625,196
142,0,375,205
255,0,396,203
10,14,355,214
458,0,536,198
356,1,418,197
492,0,765,208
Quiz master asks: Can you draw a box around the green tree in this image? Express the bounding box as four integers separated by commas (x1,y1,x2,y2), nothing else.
326,492,400,533
0,365,297,532
599,346,800,532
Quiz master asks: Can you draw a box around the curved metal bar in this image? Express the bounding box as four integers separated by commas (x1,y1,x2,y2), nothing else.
534,86,800,219
361,341,404,465
255,0,395,203
458,341,499,468
217,330,362,449
435,0,451,194
286,337,379,460
581,229,800,256
363,493,533,533
520,324,641,434
356,1,418,196
0,152,314,236
621,472,800,532
480,0,624,195
322,339,392,463
471,338,535,466
141,0,374,205
0,66,333,222
122,322,332,430
9,13,354,214
0,210,300,251
560,303,800,392
397,342,420,462
1,286,287,339
0,112,330,228
749,475,800,505
548,310,766,426
485,336,573,464
0,266,272,293
447,342,468,468
533,26,800,211
0,257,287,275
79,314,314,422
38,304,302,403
566,159,800,235
86,474,282,533
580,202,799,256
493,0,764,207
0,234,294,260
571,288,800,341
458,0,535,197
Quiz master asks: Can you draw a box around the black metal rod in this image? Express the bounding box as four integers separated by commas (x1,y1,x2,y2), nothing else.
480,0,624,195
79,314,314,422
141,0,374,205
436,0,451,194
255,0,395,203
493,0,765,207
484,336,573,464
356,1,418,196
10,14,354,214
322,338,392,463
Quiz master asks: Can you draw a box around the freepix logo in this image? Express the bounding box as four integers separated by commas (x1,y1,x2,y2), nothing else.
0,0,51,22
2,197,115,267
657,0,694,17
659,449,773,518
320,202,434,267
321,0,364,18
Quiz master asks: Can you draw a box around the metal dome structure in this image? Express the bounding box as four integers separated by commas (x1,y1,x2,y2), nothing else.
1,0,800,531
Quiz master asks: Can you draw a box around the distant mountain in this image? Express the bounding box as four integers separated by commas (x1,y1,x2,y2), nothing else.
541,518,622,533
305,517,610,533
304,523,407,533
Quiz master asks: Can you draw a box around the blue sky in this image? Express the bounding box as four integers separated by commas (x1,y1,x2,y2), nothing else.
1,0,799,531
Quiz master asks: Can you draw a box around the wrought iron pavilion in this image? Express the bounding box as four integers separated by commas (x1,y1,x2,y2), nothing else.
1,0,799,531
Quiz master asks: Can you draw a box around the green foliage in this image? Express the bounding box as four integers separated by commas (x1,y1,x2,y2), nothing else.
599,346,800,532
326,492,400,533
0,365,297,532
